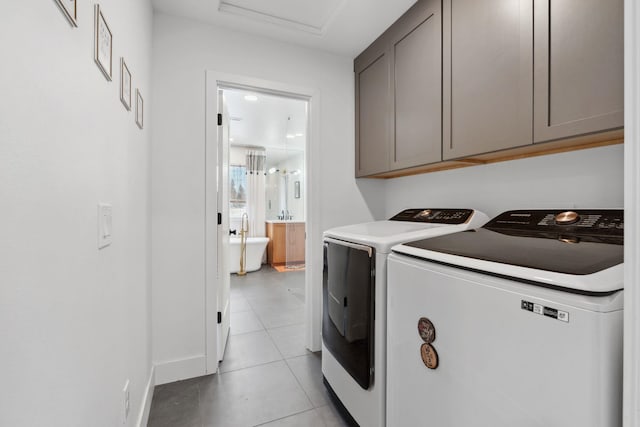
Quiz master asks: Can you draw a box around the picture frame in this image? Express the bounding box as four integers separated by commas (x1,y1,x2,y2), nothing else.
55,0,78,27
120,58,132,111
94,4,113,81
135,89,144,129
294,181,301,199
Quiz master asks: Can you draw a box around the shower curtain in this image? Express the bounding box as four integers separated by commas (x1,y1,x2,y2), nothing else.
245,149,266,237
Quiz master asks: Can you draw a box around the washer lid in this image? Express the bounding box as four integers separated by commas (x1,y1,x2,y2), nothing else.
394,209,624,294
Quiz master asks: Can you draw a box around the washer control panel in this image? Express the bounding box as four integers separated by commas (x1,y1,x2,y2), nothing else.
389,209,474,224
487,210,624,236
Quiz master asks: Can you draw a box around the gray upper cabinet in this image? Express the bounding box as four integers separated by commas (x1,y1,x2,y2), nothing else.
533,0,624,143
442,0,533,160
355,0,441,177
355,42,391,177
390,0,442,170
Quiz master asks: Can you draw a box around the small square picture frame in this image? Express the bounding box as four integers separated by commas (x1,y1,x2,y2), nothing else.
55,0,78,27
135,89,144,129
120,58,132,111
94,4,113,81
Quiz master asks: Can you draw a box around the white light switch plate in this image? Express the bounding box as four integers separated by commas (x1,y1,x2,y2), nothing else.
98,203,113,249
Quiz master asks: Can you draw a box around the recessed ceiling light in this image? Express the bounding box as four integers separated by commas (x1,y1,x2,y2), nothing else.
295,133,304,137
229,138,234,142
286,134,295,139
244,95,258,102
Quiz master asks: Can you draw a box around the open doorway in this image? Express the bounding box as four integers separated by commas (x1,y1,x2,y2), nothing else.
215,84,310,369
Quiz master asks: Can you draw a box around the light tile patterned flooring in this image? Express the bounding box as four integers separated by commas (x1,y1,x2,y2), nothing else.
148,266,351,427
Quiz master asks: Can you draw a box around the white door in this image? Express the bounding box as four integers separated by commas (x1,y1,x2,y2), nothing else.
217,89,231,361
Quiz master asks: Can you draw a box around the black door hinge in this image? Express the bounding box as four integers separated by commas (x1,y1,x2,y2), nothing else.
217,311,222,324
218,212,222,225
217,113,222,126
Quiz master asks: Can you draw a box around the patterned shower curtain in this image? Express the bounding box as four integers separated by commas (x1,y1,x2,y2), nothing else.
245,149,266,237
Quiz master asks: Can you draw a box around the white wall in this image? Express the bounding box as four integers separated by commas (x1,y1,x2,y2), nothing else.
151,12,383,382
383,145,624,218
0,1,154,426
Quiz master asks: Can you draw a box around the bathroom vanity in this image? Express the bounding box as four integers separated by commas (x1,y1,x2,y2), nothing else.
265,221,305,267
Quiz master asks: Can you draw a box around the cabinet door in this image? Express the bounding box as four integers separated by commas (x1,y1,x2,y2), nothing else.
390,0,442,170
533,0,623,143
286,223,305,264
355,43,391,177
443,0,533,159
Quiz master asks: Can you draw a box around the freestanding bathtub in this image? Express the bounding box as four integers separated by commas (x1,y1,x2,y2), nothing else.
229,236,269,274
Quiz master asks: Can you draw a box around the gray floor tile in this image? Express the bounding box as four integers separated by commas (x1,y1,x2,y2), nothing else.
285,353,331,408
200,361,313,427
254,305,305,329
316,404,351,427
268,323,309,359
246,292,303,312
148,378,201,427
231,294,252,313
256,408,326,427
219,329,282,373
230,309,264,335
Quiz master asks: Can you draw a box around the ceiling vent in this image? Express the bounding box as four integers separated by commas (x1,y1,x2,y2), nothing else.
218,0,345,35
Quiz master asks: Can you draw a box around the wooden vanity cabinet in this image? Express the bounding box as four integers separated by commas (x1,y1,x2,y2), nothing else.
266,222,305,267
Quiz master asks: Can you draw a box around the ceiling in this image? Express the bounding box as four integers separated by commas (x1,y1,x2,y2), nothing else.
151,0,417,56
223,88,307,167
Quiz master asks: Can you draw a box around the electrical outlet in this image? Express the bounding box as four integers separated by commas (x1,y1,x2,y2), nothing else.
123,380,130,425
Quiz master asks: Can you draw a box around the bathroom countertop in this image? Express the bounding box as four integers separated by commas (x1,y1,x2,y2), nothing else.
265,220,305,224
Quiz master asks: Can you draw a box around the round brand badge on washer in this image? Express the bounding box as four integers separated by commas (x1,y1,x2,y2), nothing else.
420,343,439,369
417,317,436,344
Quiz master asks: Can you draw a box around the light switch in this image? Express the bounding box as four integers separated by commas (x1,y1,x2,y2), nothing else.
98,203,113,249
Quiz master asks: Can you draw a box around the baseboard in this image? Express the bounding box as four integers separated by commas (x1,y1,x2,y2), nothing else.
154,355,206,385
136,366,155,427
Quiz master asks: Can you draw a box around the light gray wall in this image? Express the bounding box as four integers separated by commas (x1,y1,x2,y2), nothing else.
383,145,624,218
150,12,384,382
0,1,154,425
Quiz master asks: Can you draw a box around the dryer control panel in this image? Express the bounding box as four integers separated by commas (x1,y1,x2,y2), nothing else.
390,209,474,224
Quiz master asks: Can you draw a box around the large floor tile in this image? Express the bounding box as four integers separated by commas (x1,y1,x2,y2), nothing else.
285,353,331,408
316,404,352,427
200,361,313,427
256,409,326,427
230,309,264,335
148,378,201,427
254,305,305,329
268,323,309,359
231,294,252,313
219,329,282,373
246,292,303,311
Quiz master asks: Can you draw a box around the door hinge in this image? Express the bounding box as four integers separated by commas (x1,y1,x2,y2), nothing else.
217,113,222,126
217,212,222,225
217,311,222,324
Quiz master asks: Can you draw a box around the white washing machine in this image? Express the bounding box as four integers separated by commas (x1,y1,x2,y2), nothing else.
387,209,624,427
322,208,489,427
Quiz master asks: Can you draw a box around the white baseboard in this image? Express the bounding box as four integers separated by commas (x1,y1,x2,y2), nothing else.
154,355,207,385
136,366,155,427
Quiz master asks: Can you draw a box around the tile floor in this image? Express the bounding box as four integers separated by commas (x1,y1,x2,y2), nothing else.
148,266,351,427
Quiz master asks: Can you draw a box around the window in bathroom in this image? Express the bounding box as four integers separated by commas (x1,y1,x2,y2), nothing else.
229,164,247,218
